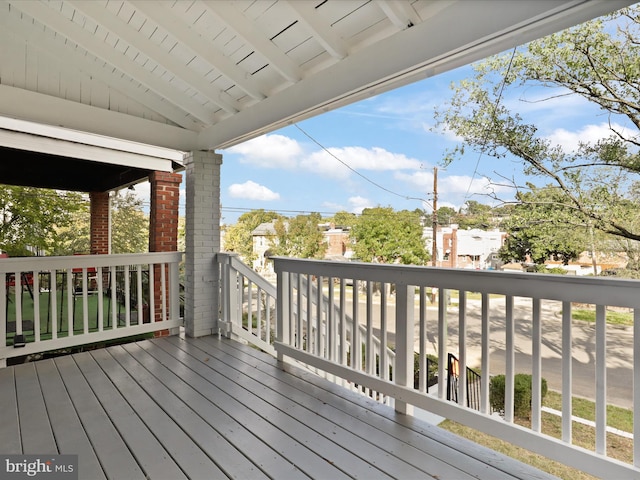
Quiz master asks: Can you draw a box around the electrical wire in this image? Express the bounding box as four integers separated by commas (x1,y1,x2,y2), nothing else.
464,46,518,200
293,124,433,209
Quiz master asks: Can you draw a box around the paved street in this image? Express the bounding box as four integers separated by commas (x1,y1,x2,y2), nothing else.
347,295,634,409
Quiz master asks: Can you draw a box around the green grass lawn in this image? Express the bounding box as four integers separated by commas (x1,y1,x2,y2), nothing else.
569,308,633,326
440,390,633,479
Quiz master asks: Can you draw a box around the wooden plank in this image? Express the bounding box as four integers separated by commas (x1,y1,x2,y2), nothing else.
155,336,402,479
0,366,22,454
183,336,480,480
100,344,274,479
71,351,186,480
87,347,228,480
137,338,366,480
211,336,556,480
53,355,146,480
198,336,480,480
34,360,106,480
121,341,327,480
13,362,57,453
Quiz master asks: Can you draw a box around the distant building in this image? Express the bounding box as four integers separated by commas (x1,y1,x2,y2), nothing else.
319,223,353,261
251,221,354,272
251,221,279,272
424,225,506,269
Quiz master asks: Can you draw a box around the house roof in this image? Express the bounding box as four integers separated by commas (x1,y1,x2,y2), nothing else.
252,221,279,236
0,0,633,158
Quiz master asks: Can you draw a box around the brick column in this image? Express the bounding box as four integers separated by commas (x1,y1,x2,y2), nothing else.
90,191,110,255
149,171,182,325
184,150,222,338
149,171,182,252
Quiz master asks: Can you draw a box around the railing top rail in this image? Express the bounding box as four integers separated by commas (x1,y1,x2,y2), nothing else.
272,256,640,308
0,252,184,272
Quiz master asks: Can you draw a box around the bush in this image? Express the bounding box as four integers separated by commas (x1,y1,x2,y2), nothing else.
490,373,547,419
414,353,438,389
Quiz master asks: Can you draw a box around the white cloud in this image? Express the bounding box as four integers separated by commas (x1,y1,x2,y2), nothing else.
348,196,374,214
228,181,280,201
225,134,302,168
227,134,428,189
545,122,636,152
301,146,422,179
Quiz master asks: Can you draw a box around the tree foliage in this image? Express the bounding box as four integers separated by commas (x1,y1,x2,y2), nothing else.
223,209,281,263
50,205,90,255
111,191,149,253
351,207,429,265
457,200,496,229
434,6,640,247
0,186,85,256
271,213,327,259
328,210,358,229
51,190,150,255
498,186,588,265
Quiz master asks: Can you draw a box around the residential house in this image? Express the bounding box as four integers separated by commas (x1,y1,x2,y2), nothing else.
251,221,353,272
251,221,279,273
425,225,506,269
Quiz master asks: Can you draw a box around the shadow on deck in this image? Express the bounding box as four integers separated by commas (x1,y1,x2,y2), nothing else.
0,335,556,479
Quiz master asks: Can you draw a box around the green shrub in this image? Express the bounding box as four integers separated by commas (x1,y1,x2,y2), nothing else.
490,373,547,419
414,353,438,389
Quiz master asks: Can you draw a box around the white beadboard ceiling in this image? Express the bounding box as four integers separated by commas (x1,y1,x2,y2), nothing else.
0,0,634,153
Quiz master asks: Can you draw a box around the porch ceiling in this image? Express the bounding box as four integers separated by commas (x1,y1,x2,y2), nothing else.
0,0,634,156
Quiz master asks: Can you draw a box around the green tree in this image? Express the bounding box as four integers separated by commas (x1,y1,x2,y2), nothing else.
51,191,149,255
111,191,149,253
0,186,85,256
457,200,495,229
328,210,358,229
271,213,326,259
51,205,90,255
434,6,640,243
223,209,281,263
351,207,429,265
499,186,587,265
436,206,457,226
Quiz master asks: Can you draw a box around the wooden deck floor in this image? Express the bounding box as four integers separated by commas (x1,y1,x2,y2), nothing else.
0,335,557,479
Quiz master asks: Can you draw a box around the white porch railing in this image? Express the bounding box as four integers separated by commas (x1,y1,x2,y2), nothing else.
266,256,640,479
217,252,396,403
0,252,183,366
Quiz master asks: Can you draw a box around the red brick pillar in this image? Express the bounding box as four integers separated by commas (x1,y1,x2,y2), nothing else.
90,191,110,255
149,172,182,326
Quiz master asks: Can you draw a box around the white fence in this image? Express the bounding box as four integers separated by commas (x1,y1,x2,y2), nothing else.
217,252,396,402
0,252,183,366
265,256,640,479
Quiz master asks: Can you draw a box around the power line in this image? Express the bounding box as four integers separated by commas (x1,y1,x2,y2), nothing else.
464,46,518,200
293,124,432,209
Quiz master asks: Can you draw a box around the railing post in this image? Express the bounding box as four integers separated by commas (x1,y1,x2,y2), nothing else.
169,260,180,332
276,266,289,363
395,282,414,415
219,254,232,337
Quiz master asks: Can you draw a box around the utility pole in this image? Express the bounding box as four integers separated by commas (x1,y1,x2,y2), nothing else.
432,166,438,267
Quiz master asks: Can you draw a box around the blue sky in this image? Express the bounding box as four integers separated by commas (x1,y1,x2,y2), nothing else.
213,54,632,226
